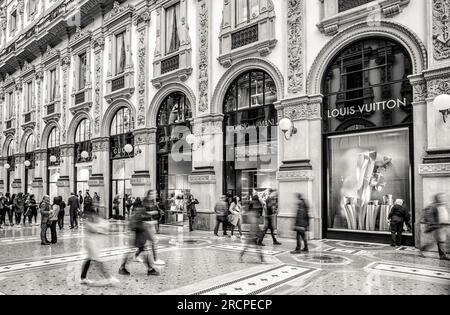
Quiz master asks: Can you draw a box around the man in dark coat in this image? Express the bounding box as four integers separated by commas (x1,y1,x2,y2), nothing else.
388,199,411,247
68,192,80,229
214,196,229,237
186,194,199,232
40,195,51,245
291,194,310,254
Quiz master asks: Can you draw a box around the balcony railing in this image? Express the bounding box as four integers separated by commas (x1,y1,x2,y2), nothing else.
161,54,180,75
24,113,31,123
111,75,125,92
6,120,12,129
338,0,375,12
47,103,55,115
231,24,259,50
75,91,85,105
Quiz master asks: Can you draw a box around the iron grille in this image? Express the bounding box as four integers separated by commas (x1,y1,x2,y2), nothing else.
231,24,259,50
24,113,31,123
161,54,180,74
47,103,55,115
75,91,85,105
338,0,375,12
6,120,12,129
112,76,125,92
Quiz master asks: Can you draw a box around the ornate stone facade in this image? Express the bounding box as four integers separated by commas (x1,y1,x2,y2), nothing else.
198,0,209,113
287,0,304,94
432,0,450,60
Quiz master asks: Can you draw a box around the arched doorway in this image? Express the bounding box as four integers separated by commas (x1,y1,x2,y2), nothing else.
156,92,192,225
24,134,36,194
5,139,15,193
74,119,92,197
321,37,414,245
109,107,134,220
223,70,278,211
47,127,61,200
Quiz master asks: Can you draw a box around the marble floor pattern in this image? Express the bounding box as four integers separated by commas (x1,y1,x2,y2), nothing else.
0,221,449,295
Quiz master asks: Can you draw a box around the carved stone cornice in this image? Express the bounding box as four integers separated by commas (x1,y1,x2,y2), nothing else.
277,170,314,182
42,46,60,65
134,128,156,145
104,1,134,28
20,61,35,79
91,137,109,152
276,96,322,121
408,74,427,103
424,66,450,98
69,27,92,49
419,163,450,177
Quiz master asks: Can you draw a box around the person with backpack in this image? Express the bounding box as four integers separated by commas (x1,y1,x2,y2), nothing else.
388,199,411,247
186,194,199,232
420,193,450,260
27,195,38,225
259,189,282,246
291,193,310,254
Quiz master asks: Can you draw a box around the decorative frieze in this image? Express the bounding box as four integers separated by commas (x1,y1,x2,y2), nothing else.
432,0,450,60
93,45,103,135
419,163,450,176
428,78,450,98
198,0,209,113
189,174,217,184
193,120,223,136
277,170,314,182
277,101,321,122
137,27,147,127
61,55,70,143
91,138,109,152
287,0,304,94
134,129,156,146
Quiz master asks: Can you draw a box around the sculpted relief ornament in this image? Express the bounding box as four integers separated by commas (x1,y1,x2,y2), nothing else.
198,0,209,113
433,0,450,60
287,0,304,94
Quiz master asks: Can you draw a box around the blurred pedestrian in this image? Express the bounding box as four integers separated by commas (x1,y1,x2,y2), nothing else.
186,194,199,232
0,192,6,228
388,199,411,247
143,191,165,266
291,194,310,254
240,198,265,263
68,192,80,229
80,209,119,286
40,195,51,245
420,193,450,260
119,197,160,276
228,196,242,239
214,196,229,237
49,197,60,244
93,192,100,214
259,190,282,246
84,191,93,214
6,193,14,226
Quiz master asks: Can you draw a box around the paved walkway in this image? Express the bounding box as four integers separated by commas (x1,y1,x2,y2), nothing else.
0,221,448,295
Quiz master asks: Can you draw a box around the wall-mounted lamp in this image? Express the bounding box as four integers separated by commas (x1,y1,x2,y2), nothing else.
124,144,142,156
4,163,10,170
186,134,205,151
279,118,298,140
24,160,31,167
434,94,450,123
49,155,57,163
80,151,90,160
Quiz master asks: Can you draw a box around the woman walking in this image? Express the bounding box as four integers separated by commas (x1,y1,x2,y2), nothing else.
186,194,199,232
27,194,38,225
7,193,15,226
291,194,310,254
228,196,243,239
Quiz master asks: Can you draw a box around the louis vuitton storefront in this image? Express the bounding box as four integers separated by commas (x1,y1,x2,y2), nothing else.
321,38,415,245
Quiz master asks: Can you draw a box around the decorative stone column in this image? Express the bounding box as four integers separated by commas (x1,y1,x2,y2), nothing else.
276,96,322,240
56,144,74,200
12,154,25,194
130,128,155,198
92,34,105,137
32,149,46,201
89,137,109,218
189,115,224,231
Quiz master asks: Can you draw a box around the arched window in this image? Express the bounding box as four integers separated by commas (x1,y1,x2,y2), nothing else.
157,92,192,154
75,119,91,143
223,70,278,203
7,139,14,157
322,38,413,134
25,134,35,154
48,127,60,149
110,107,132,137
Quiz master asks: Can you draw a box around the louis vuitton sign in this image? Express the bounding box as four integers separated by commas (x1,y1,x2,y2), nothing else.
327,98,408,119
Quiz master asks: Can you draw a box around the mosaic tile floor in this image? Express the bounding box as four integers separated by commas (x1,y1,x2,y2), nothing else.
0,220,449,295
